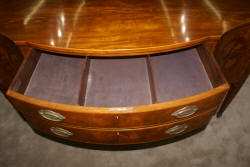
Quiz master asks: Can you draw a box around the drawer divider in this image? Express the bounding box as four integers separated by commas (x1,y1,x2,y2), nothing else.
78,56,90,105
146,55,157,104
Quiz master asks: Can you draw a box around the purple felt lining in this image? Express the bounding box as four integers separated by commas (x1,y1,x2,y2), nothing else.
151,48,213,103
24,53,84,105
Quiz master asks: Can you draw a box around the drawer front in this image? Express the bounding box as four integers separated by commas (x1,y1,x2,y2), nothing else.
25,109,215,145
7,87,227,129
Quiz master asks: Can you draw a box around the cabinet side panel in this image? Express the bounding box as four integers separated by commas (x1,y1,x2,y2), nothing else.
0,34,23,93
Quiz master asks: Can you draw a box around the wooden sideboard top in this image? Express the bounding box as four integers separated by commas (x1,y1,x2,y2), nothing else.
1,0,250,55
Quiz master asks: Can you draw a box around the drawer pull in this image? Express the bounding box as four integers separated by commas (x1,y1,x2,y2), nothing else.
171,106,198,118
165,124,188,135
50,127,73,137
38,110,65,122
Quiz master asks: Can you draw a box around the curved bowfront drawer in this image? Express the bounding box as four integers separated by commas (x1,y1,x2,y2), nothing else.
25,108,215,145
7,46,229,131
7,85,227,129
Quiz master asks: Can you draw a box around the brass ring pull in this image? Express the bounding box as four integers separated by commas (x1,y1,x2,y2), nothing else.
171,106,198,118
38,109,65,122
165,124,188,135
50,127,73,137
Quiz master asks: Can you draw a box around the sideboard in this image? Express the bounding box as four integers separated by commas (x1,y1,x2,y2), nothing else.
0,0,249,145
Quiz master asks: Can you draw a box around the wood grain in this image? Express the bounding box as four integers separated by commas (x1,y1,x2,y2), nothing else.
0,34,23,93
7,83,228,129
3,0,245,144
18,45,32,58
0,0,249,56
25,108,215,145
6,45,229,129
214,22,250,117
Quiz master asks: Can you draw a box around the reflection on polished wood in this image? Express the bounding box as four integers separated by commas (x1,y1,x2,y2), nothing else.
0,0,249,145
0,0,250,55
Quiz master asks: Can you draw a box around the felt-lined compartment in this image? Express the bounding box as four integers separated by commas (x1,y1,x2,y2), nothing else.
24,53,85,105
12,46,220,107
150,48,213,103
84,57,152,107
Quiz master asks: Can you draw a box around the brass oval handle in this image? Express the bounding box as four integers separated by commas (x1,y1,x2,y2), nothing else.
50,127,73,137
171,106,198,118
38,109,65,122
165,124,188,135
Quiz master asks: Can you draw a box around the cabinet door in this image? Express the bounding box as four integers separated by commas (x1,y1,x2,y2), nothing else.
214,23,250,116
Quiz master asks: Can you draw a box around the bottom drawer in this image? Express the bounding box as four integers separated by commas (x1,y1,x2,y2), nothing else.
26,109,215,145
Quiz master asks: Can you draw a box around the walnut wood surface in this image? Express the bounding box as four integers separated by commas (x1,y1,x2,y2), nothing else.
0,0,250,56
18,46,32,58
2,0,246,144
10,46,227,108
6,45,229,145
0,34,23,93
214,23,250,117
6,45,229,129
7,84,228,129
25,108,215,145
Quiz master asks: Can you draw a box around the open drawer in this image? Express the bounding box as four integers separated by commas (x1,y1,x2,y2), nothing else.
7,45,229,129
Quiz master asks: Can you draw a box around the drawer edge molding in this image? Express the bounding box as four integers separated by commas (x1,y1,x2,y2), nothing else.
6,84,228,128
6,84,229,114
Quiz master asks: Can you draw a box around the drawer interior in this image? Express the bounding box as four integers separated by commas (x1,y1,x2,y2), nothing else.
14,52,85,105
10,45,226,107
84,57,152,107
151,48,213,102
